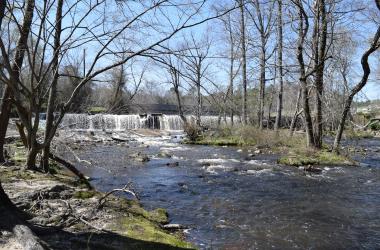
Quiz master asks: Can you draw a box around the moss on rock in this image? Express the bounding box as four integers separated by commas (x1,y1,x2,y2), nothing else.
111,215,194,249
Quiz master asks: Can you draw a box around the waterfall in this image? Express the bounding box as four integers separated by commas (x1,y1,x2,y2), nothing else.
60,113,238,131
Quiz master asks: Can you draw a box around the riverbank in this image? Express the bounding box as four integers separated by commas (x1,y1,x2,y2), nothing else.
184,126,357,167
0,140,194,249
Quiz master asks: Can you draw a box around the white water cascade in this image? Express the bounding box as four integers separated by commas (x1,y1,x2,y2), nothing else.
60,114,236,131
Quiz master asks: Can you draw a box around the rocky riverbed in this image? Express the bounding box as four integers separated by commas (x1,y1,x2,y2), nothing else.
0,156,193,249
2,128,380,249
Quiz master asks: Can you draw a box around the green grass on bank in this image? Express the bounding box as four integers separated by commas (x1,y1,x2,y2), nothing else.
185,125,355,167
278,149,354,166
184,126,304,149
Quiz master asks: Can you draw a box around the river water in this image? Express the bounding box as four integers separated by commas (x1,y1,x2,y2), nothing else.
66,133,380,249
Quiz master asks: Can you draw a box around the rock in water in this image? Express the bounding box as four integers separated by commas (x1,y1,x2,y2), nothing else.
130,152,150,162
162,224,188,230
166,162,179,167
304,165,322,174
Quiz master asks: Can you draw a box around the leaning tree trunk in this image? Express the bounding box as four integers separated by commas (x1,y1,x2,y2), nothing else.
333,12,380,150
42,0,64,172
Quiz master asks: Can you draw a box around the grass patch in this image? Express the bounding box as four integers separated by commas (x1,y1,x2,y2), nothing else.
73,190,98,199
185,126,304,149
0,168,38,182
186,136,243,146
278,149,353,166
345,129,374,139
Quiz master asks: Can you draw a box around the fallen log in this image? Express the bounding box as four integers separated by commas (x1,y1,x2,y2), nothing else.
161,224,188,230
111,135,129,142
49,153,93,190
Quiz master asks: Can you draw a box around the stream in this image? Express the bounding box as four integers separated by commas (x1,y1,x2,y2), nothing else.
63,132,380,249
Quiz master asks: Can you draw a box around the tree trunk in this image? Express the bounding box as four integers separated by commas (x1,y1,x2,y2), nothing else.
258,38,266,129
42,0,64,172
289,88,302,136
267,89,274,129
0,181,15,209
0,87,11,163
274,0,283,132
15,121,27,147
301,81,315,147
228,17,235,127
108,62,125,113
0,0,36,167
295,0,315,148
49,153,93,189
26,143,39,170
0,0,10,163
313,0,327,149
239,0,248,125
174,84,187,125
334,11,380,150
196,64,202,127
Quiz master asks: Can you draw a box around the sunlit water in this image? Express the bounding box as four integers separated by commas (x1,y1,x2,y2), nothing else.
63,134,380,249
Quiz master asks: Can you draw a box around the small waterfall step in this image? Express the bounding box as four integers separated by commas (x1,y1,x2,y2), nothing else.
59,113,235,131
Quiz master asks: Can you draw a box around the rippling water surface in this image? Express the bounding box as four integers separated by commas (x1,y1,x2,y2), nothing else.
68,134,380,249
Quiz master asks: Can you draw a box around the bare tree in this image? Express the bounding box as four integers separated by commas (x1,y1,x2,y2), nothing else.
0,0,238,170
0,0,35,164
239,0,248,125
312,0,328,148
220,12,241,126
108,60,127,113
181,34,211,127
294,0,315,147
248,0,275,129
167,57,188,124
274,0,284,131
333,0,380,150
41,0,64,171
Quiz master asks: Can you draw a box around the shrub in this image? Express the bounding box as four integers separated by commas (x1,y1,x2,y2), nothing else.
184,122,201,142
87,106,106,114
216,126,233,137
370,122,380,131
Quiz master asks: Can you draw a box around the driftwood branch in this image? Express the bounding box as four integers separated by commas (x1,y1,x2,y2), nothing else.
97,183,139,209
349,118,380,130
